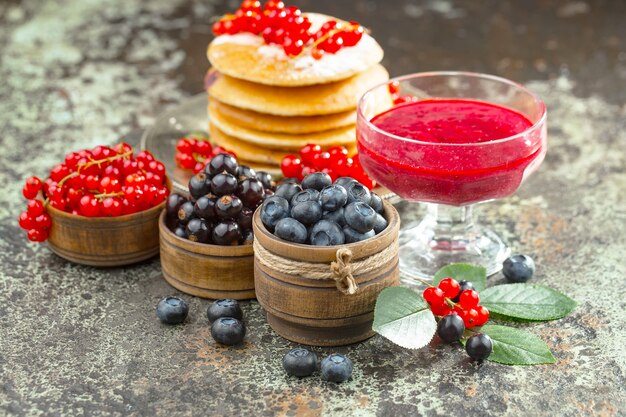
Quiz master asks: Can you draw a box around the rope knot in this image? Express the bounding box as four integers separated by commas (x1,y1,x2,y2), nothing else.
331,248,358,295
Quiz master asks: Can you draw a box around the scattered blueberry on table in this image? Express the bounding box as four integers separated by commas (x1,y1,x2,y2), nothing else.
156,296,189,325
283,348,318,377
211,317,246,346
207,299,244,323
503,254,535,283
320,353,353,383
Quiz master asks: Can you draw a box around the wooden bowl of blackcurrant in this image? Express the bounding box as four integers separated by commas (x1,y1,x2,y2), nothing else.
159,153,276,300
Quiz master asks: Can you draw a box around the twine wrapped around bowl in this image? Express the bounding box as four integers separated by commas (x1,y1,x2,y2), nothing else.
252,201,401,346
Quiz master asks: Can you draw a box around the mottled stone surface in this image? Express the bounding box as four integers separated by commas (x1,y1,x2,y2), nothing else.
1,0,625,416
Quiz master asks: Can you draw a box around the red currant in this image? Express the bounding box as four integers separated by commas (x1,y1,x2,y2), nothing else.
458,289,480,309
264,0,285,11
79,195,101,217
311,151,331,170
422,287,444,306
27,228,49,242
18,212,35,230
388,80,400,96
459,308,479,328
475,306,490,326
431,303,452,317
311,48,324,60
300,144,322,165
101,197,123,217
280,154,303,178
113,142,133,155
23,176,43,199
438,277,461,299
49,164,70,182
26,199,45,217
34,213,52,230
282,37,304,56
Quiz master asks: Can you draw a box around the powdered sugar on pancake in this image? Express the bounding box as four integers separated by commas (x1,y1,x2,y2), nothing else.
209,13,383,81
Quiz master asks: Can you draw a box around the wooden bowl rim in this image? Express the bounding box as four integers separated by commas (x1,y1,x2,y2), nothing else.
48,200,165,223
252,200,400,262
159,211,254,256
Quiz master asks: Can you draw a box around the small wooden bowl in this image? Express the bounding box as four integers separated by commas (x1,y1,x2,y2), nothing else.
252,201,401,346
158,212,255,300
47,202,165,267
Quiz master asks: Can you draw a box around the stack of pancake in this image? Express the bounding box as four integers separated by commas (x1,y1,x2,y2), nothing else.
206,13,392,175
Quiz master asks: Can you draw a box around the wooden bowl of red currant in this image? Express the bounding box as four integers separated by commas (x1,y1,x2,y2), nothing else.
159,153,276,300
18,144,170,267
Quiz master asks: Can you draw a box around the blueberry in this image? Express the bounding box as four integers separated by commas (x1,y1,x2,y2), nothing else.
291,201,322,226
309,220,345,246
335,177,357,189
372,213,388,234
302,172,332,191
437,313,465,343
156,296,189,324
346,181,371,205
261,196,290,232
275,182,303,202
188,172,212,200
177,201,196,225
452,280,475,303
322,207,346,227
344,202,376,233
320,354,353,383
503,255,535,283
207,299,243,323
186,218,211,243
369,193,384,214
465,333,493,361
211,317,246,345
274,218,308,244
343,226,375,243
174,226,187,239
291,189,320,206
283,348,318,377
319,185,348,212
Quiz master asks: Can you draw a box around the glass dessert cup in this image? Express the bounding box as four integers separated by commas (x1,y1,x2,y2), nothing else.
357,72,547,281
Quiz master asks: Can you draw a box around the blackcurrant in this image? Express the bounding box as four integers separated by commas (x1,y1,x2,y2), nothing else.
194,196,217,221
208,153,238,176
174,226,187,239
216,195,243,220
437,313,465,343
237,207,254,231
166,193,187,218
236,164,256,181
212,220,242,245
241,229,254,245
186,218,211,243
255,171,275,190
211,173,238,196
177,201,196,225
452,280,475,303
188,172,212,200
237,178,265,209
465,333,493,361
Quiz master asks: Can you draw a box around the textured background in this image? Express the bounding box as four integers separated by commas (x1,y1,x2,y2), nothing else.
1,0,625,416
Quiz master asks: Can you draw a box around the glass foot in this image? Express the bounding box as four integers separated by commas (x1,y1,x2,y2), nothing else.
398,204,510,283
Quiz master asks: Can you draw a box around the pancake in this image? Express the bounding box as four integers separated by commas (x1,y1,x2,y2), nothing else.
209,99,356,134
208,64,390,116
207,13,384,87
209,124,357,165
209,108,355,150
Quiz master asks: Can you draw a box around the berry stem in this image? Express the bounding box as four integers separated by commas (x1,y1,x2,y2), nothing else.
293,22,364,58
93,191,124,200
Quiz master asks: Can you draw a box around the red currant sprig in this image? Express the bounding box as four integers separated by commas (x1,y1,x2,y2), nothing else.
174,133,236,174
18,144,170,243
211,1,366,58
281,143,376,189
422,277,490,328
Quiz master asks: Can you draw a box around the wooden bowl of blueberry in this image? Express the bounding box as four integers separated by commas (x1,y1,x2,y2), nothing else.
159,153,276,300
252,172,401,346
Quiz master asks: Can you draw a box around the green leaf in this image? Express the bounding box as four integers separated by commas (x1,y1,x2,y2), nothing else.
433,263,487,291
373,287,437,349
477,324,556,365
481,284,576,321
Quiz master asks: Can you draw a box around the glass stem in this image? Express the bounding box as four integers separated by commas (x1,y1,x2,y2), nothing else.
424,203,476,251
